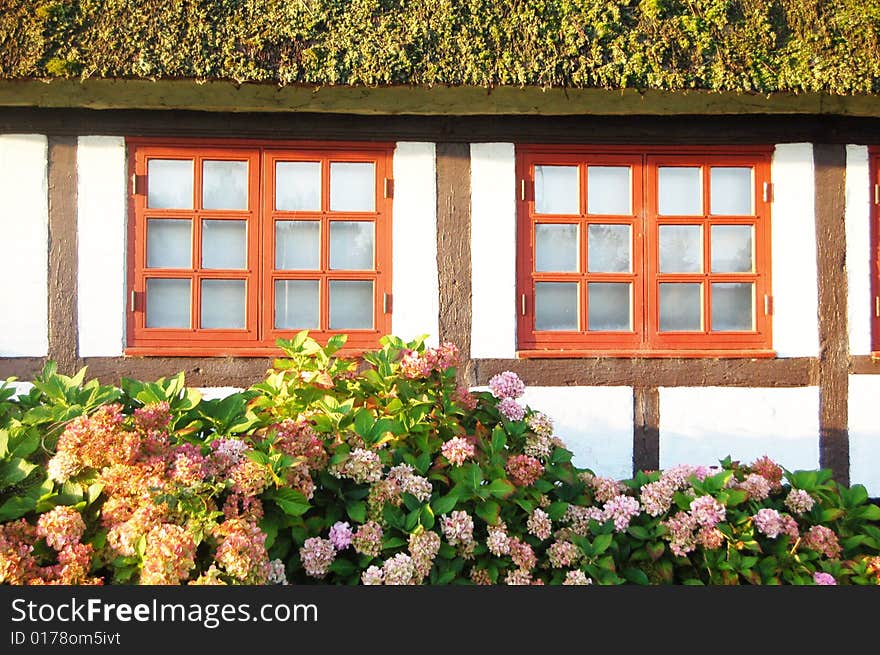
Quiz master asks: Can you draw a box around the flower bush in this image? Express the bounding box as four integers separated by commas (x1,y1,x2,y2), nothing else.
0,333,878,585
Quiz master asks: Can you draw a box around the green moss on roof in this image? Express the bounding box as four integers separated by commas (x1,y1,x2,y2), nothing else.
1,0,878,95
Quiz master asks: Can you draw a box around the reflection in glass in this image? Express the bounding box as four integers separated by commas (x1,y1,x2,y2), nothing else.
275,221,320,270
588,283,631,331
202,161,248,210
711,225,753,273
276,162,321,211
330,222,375,270
588,224,631,273
535,224,578,272
658,167,702,215
710,167,753,215
330,280,374,329
535,166,579,214
147,219,191,268
146,279,191,328
330,163,375,212
587,166,631,215
148,159,193,209
200,279,246,329
202,220,247,269
659,225,703,273
712,283,754,331
535,282,578,331
659,283,702,331
275,280,319,329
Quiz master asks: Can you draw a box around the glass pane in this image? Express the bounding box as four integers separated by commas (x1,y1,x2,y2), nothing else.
146,279,190,328
202,161,248,210
535,282,578,331
275,221,320,270
587,166,631,215
659,225,703,273
588,224,631,273
147,219,191,268
276,161,321,211
148,159,193,209
658,167,702,215
588,283,631,331
710,167,753,215
711,225,753,273
659,283,702,331
535,224,578,272
535,165,579,215
275,280,319,329
330,280,374,329
330,221,375,270
330,162,375,212
200,279,246,329
202,220,247,270
712,283,754,331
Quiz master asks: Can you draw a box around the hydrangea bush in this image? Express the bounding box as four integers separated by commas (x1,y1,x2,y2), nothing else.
0,333,878,585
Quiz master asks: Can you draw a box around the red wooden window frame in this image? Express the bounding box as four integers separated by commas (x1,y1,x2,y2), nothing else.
871,147,880,353
126,139,394,356
516,145,773,357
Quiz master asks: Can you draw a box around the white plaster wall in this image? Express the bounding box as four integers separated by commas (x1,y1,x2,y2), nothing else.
521,386,634,480
470,143,517,358
196,387,244,401
845,145,872,356
392,143,439,346
77,136,127,356
659,386,820,472
2,381,34,398
0,135,48,356
848,375,880,496
771,144,819,357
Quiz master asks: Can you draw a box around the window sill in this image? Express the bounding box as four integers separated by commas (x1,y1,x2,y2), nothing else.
122,346,370,359
515,349,777,360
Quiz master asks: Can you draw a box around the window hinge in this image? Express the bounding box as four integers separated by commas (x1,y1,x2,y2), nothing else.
131,173,146,195
520,179,526,201
383,293,392,314
384,178,393,199
875,296,880,318
763,182,772,203
764,294,773,316
130,290,137,312
875,183,880,205
520,294,527,316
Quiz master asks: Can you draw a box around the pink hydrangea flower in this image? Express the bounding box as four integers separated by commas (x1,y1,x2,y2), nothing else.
441,511,474,548
352,521,384,558
548,540,581,568
563,570,593,585
504,569,533,585
508,538,537,570
738,473,771,501
328,521,353,550
382,553,417,585
603,495,641,533
802,525,842,559
785,489,815,515
361,565,384,585
750,456,784,490
488,371,526,399
527,509,552,540
506,455,544,487
36,506,85,551
299,538,336,579
813,571,837,585
640,479,675,517
591,476,623,503
487,523,511,556
441,437,475,466
753,509,797,539
689,495,726,528
498,397,525,422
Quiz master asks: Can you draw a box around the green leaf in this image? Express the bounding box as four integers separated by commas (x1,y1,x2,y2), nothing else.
485,478,515,499
0,495,36,521
420,504,435,530
269,488,311,517
626,525,650,541
550,447,573,464
592,533,613,555
432,491,460,516
547,501,569,521
849,485,869,506
722,488,749,507
475,500,501,525
682,579,705,586
346,501,367,523
329,558,356,576
622,567,650,585
353,409,374,439
0,457,37,488
820,508,845,522
860,504,880,521
491,427,506,453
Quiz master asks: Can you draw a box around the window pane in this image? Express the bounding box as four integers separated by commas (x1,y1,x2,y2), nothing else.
202,220,247,270
146,279,191,328
588,283,631,331
658,167,702,215
710,167,753,215
535,165,579,215
587,166,631,215
535,224,578,272
147,219,191,268
659,225,703,273
535,282,578,331
330,221,375,270
200,279,246,329
275,280,319,329
588,224,631,273
712,283,754,331
276,161,321,211
330,280,374,329
711,225,753,273
148,159,193,209
202,161,248,210
275,221,320,270
330,162,375,212
659,283,702,331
